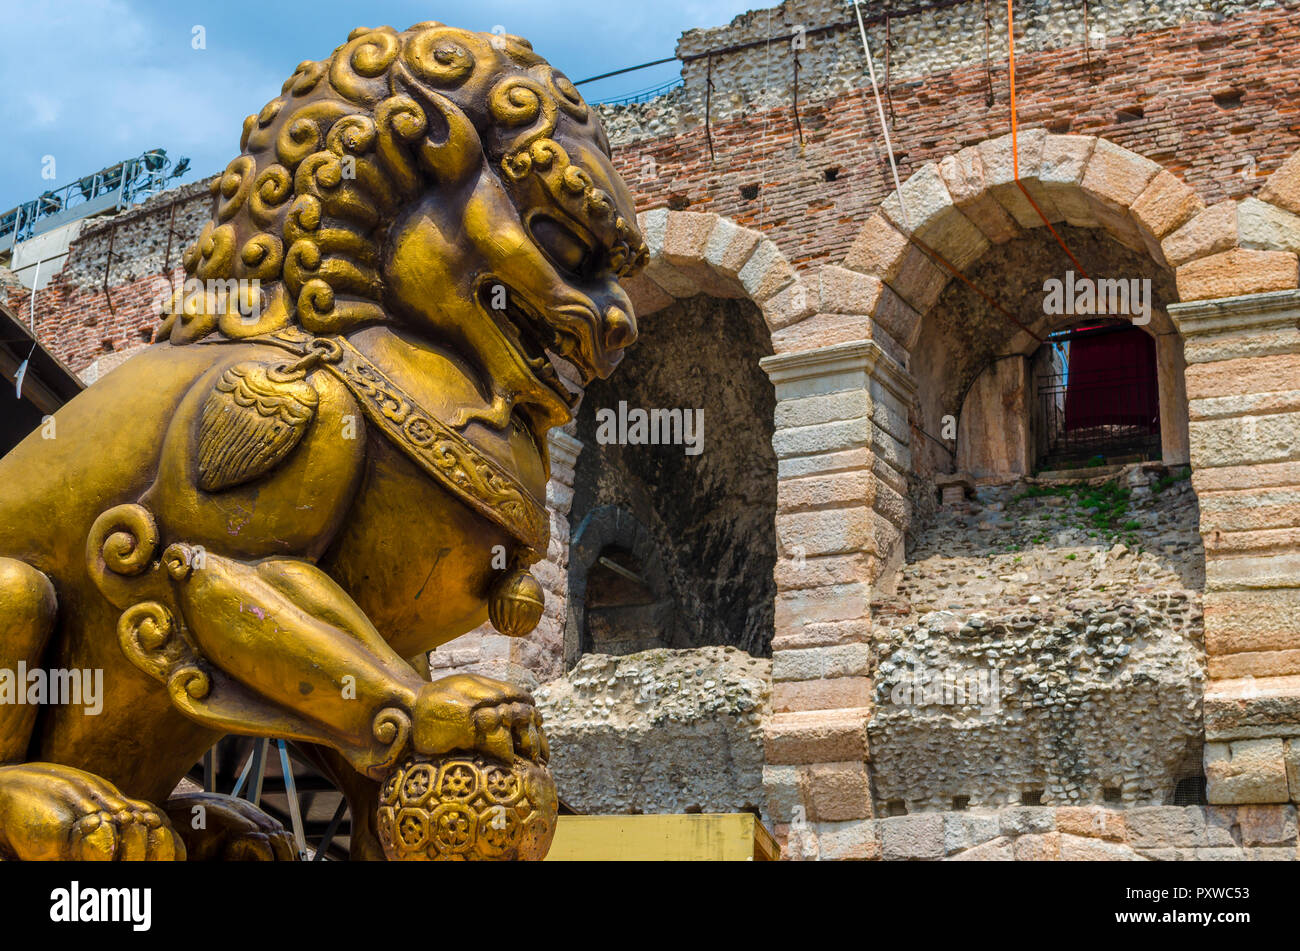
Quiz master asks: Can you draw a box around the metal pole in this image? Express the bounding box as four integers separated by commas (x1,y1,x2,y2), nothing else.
276,740,309,860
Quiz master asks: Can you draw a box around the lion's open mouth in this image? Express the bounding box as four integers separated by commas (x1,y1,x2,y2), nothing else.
480,284,584,406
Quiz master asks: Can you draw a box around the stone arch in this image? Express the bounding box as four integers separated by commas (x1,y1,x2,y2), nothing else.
837,133,1213,479
622,208,812,333
561,208,806,668
841,132,1300,333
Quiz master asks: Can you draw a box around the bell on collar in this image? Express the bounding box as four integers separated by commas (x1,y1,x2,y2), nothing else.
488,567,545,638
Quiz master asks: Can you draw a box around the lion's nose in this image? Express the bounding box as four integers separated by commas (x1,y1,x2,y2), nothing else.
603,306,637,350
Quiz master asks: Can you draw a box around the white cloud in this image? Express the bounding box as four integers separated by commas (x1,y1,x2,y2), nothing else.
0,0,281,208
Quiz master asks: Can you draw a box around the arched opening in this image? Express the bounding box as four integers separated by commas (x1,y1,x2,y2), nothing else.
848,139,1208,811
565,293,777,666
919,225,1190,490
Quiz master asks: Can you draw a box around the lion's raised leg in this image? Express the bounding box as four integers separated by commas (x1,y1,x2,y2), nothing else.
0,763,184,861
163,792,296,861
163,546,545,777
0,557,57,763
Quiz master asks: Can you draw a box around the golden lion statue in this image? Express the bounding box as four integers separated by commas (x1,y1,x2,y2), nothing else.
0,21,644,860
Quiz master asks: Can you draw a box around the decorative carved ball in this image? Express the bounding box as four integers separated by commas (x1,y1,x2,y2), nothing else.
376,753,558,861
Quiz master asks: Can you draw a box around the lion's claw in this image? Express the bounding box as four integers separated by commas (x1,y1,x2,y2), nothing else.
414,673,550,765
0,763,185,861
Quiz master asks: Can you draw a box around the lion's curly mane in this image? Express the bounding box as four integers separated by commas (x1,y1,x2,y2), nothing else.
159,22,644,345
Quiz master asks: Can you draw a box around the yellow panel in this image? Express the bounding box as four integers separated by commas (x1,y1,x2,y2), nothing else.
545,814,779,861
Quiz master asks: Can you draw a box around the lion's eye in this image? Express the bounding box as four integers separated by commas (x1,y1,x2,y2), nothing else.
531,216,594,277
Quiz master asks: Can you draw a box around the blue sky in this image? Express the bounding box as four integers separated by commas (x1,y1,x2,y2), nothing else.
0,0,759,212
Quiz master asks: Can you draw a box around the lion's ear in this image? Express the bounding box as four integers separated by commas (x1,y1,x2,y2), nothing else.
197,362,320,492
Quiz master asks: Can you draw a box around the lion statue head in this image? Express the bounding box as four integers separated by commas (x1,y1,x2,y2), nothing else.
159,21,647,426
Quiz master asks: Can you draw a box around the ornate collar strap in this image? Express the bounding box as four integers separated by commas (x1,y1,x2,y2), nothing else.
205,327,550,552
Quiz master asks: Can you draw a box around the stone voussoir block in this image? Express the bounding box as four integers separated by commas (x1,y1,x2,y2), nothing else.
938,146,1021,244
762,279,820,332
1131,169,1205,242
660,210,718,265
1080,137,1162,213
843,211,910,282
703,215,762,279
1161,200,1238,268
815,265,889,316
1238,197,1300,255
1260,150,1300,217
738,238,797,304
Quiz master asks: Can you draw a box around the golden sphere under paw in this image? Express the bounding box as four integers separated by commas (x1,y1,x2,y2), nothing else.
376,753,558,861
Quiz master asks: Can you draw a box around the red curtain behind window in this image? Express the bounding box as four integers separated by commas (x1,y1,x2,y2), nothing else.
1063,327,1159,432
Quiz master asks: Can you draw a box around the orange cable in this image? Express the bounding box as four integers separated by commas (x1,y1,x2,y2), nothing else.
1007,0,1091,281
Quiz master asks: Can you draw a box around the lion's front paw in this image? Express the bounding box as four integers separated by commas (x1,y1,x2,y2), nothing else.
413,673,550,766
0,763,185,861
164,792,297,861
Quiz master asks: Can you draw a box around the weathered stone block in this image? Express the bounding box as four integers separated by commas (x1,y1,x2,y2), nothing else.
806,762,873,822
815,265,888,316
1081,138,1162,213
1131,169,1205,242
1260,150,1300,217
878,814,944,860
776,509,874,557
1013,831,1061,861
1206,738,1292,804
888,242,949,314
1161,200,1238,268
772,676,873,713
702,215,762,278
1238,197,1300,255
761,279,818,332
738,239,797,303
1177,248,1299,301
813,819,881,860
763,764,804,821
942,811,1001,854
1038,134,1098,227
1236,804,1298,846
1056,806,1128,842
998,806,1056,836
620,270,675,315
764,709,870,764
938,147,1020,244
843,211,910,282
978,129,1062,227
1059,834,1147,860
1125,806,1206,847
661,210,718,265
947,835,1014,859
772,643,872,683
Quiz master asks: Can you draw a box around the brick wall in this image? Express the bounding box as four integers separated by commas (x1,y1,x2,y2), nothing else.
603,2,1300,271
13,3,1300,378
